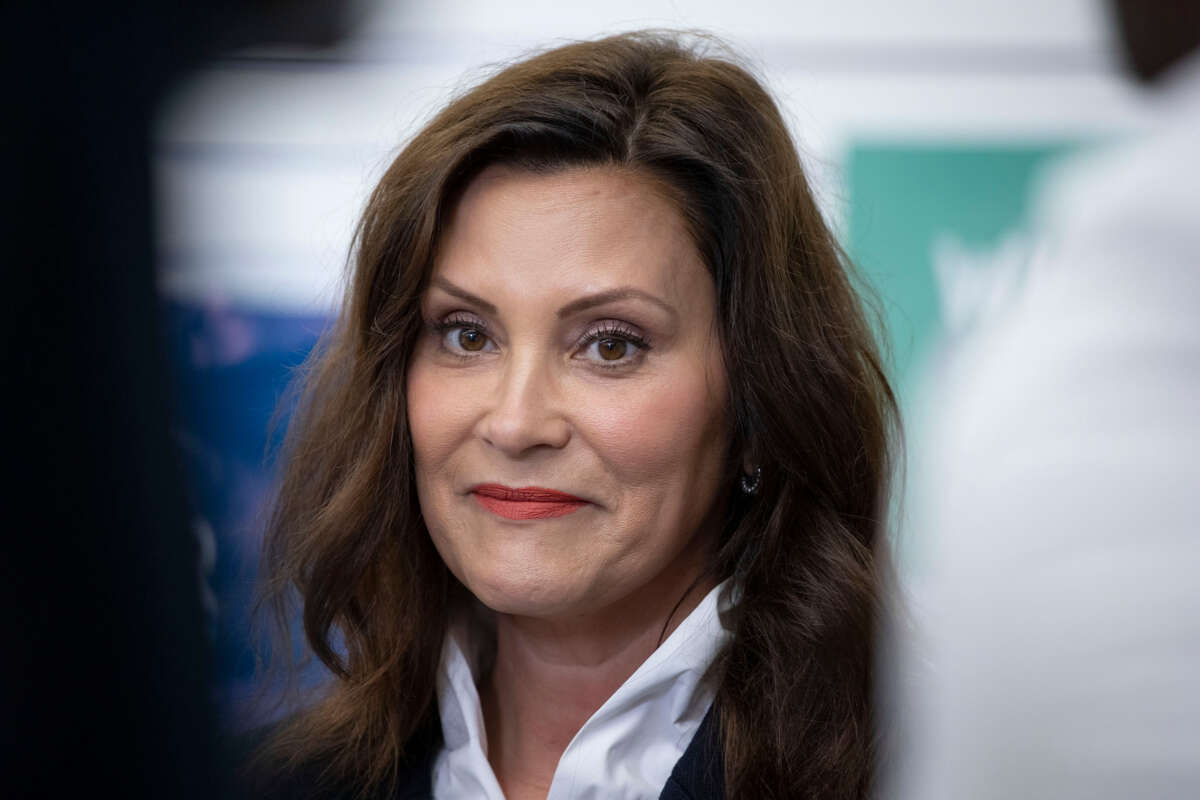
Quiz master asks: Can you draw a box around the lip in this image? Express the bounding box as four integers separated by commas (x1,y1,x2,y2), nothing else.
469,483,589,520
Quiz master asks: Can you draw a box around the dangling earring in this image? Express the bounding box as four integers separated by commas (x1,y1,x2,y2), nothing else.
740,466,761,495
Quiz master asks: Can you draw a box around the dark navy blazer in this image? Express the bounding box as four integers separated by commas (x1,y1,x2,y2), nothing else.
244,706,724,800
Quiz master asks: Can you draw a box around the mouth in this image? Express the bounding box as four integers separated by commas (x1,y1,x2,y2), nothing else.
469,483,589,520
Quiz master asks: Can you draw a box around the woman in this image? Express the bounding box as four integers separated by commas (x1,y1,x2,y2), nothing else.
255,31,897,800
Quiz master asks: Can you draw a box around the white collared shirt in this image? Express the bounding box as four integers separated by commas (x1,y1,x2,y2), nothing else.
432,582,731,800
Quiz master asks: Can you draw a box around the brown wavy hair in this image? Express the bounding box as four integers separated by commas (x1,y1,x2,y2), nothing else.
257,30,898,800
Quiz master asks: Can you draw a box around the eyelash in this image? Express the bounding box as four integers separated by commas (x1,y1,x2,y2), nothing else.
426,314,651,369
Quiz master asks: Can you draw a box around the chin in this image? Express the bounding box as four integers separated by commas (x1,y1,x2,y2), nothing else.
462,565,598,619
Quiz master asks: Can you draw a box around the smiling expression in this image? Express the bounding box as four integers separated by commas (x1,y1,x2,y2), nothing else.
405,164,731,621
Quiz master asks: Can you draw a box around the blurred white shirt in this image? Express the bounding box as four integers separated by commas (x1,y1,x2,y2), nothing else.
892,53,1200,800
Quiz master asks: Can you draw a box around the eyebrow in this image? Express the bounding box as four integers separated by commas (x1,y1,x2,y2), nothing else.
556,287,678,320
429,277,677,320
430,277,497,315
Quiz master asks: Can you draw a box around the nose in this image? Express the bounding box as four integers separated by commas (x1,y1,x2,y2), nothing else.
474,351,571,457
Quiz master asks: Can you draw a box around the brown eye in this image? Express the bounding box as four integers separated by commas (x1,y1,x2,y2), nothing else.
578,324,647,367
597,338,627,360
458,328,487,351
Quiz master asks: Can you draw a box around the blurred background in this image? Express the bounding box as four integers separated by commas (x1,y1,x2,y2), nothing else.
152,0,1165,732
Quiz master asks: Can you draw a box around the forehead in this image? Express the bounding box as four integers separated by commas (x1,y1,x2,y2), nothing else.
432,164,711,307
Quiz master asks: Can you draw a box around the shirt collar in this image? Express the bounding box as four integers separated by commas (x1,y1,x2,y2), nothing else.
433,581,732,800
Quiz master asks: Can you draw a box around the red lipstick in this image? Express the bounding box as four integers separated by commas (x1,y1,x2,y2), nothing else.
470,484,588,520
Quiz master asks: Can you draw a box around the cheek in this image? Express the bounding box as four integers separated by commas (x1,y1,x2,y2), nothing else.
406,362,474,573
405,362,476,470
405,364,441,465
578,362,729,486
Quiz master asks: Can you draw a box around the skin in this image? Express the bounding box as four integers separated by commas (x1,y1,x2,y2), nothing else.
406,164,732,799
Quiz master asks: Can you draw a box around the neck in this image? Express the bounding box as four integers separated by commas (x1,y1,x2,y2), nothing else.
479,564,715,800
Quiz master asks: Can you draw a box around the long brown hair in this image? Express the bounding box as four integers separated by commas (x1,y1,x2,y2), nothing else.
258,30,898,800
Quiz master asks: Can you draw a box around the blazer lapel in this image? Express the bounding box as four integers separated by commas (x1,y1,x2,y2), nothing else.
658,706,725,800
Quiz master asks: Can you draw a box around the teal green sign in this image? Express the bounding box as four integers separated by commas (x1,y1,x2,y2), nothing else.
844,141,1075,568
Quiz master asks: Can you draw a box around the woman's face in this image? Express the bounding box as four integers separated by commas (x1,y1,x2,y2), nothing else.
406,164,730,621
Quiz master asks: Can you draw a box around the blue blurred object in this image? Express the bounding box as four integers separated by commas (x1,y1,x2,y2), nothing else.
163,298,331,729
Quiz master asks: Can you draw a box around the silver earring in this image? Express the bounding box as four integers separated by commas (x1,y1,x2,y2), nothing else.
740,466,761,495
